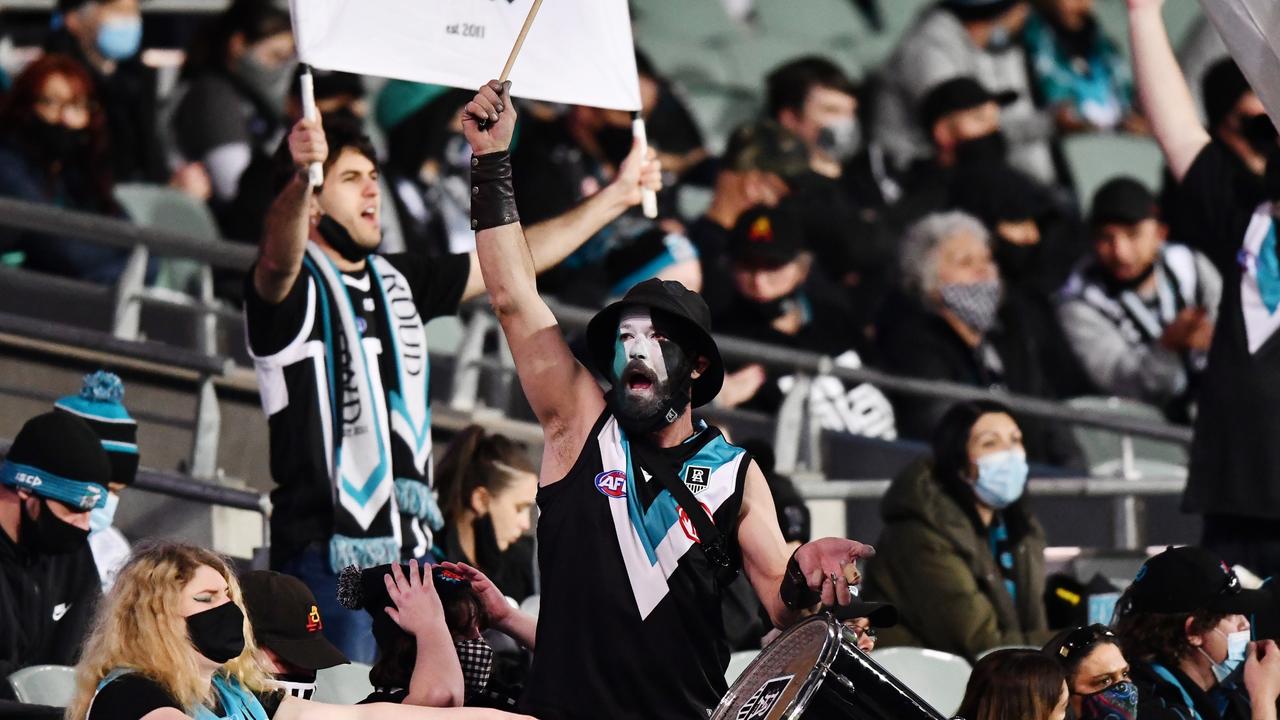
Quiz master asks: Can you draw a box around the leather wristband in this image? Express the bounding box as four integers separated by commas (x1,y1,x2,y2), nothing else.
470,150,519,231
780,546,821,609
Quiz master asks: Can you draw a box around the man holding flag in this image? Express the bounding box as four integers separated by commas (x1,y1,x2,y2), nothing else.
463,79,875,719
244,108,660,661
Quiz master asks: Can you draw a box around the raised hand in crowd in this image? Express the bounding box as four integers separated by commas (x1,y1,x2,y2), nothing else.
608,137,663,208
289,114,329,173
383,559,466,709
440,561,537,651
384,559,448,637
462,81,516,156
1245,640,1280,720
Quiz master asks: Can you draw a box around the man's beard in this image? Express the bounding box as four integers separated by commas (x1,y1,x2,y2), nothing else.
610,357,692,436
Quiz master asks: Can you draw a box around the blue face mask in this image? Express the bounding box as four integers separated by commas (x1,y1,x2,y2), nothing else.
1201,629,1250,684
973,449,1028,509
96,16,143,61
89,491,119,534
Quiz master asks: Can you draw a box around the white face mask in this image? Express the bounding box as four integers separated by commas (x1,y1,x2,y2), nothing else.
1199,628,1250,684
89,491,119,535
972,449,1028,509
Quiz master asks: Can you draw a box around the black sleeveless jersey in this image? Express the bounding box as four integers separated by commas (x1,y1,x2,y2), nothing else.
521,412,751,719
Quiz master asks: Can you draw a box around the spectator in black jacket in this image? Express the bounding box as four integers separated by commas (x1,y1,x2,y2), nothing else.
714,203,895,442
0,411,110,698
878,210,1084,469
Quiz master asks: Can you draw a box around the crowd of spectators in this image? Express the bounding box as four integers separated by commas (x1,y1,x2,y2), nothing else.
1,0,1251,468
8,0,1280,716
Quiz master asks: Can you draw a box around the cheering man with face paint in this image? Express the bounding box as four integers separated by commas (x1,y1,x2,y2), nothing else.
463,80,876,720
246,108,661,662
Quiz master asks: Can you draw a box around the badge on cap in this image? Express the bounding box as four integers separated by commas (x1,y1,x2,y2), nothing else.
748,216,773,243
307,605,322,633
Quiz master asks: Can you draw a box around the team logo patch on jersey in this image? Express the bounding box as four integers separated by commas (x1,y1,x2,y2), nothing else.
736,675,793,720
594,469,627,498
678,502,714,543
684,465,711,494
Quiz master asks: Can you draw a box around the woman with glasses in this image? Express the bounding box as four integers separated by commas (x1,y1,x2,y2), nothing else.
1045,624,1137,720
863,400,1052,660
1113,546,1280,720
0,53,134,284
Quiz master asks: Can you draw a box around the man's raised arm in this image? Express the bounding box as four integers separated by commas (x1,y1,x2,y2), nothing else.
254,117,328,304
458,134,661,302
1128,0,1210,181
463,81,606,481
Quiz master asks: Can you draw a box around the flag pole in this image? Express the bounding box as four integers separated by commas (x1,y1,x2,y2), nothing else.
299,63,324,187
499,0,545,83
631,112,659,219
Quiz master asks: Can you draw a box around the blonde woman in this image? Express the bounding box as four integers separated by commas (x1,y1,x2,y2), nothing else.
67,541,531,720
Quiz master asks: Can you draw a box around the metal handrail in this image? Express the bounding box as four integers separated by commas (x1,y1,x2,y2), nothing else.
794,476,1186,501
0,196,255,271
0,194,1194,445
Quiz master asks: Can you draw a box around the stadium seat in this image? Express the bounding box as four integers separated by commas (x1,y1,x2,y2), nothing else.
1061,134,1165,212
1065,396,1188,478
974,644,1038,661
519,594,541,618
870,647,970,716
725,650,759,684
7,665,77,707
313,662,374,705
113,183,222,295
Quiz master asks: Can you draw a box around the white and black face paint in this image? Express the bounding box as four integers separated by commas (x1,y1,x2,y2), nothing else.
610,308,694,432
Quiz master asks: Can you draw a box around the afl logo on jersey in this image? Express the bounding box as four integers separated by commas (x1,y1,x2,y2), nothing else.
594,469,627,498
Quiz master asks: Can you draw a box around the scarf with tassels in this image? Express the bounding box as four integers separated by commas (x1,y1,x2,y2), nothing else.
301,244,444,571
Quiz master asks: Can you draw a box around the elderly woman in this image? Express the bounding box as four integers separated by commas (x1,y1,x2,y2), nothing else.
863,400,1053,659
877,210,1082,468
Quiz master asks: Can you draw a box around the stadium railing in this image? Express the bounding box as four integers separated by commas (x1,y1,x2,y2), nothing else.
0,195,1193,549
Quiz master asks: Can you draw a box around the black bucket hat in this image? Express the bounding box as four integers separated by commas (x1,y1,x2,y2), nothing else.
586,279,724,408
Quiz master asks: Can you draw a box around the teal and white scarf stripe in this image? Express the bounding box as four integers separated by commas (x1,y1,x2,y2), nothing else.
302,245,443,571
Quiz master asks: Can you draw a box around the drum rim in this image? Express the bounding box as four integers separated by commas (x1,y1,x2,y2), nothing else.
711,613,843,719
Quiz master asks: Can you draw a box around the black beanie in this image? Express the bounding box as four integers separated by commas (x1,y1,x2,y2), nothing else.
1,412,110,510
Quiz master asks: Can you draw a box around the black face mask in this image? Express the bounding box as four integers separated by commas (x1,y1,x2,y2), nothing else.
1265,148,1280,202
29,119,88,162
21,499,89,555
954,130,1009,168
994,239,1042,281
317,214,374,263
186,601,247,663
596,125,634,167
1102,260,1157,293
1242,113,1279,156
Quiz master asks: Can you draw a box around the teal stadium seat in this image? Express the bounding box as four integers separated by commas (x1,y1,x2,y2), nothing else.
870,647,971,716
1062,133,1165,212
7,665,77,707
313,662,375,705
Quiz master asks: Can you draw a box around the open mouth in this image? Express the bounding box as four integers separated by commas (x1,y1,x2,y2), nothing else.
360,205,378,225
623,366,656,393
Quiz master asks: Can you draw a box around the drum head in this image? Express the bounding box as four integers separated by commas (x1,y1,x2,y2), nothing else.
711,614,841,720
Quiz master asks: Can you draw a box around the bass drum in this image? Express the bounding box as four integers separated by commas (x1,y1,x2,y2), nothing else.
712,614,950,720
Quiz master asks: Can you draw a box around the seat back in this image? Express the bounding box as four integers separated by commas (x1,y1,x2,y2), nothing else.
725,650,759,685
1062,134,1165,212
313,662,374,705
870,647,971,716
7,665,78,707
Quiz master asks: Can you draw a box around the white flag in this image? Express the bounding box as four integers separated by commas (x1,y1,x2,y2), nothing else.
1198,0,1280,132
289,0,642,111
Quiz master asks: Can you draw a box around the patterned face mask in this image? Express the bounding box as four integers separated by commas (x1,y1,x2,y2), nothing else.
939,279,1002,335
455,638,494,695
1077,680,1138,720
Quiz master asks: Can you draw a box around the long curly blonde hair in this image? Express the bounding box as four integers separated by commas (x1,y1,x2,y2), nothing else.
66,541,272,720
